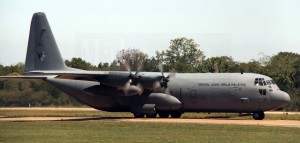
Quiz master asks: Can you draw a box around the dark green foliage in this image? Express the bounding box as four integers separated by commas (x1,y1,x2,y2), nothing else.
0,62,24,76
143,57,160,72
201,56,239,73
98,62,110,71
0,80,81,107
156,37,205,73
65,57,97,70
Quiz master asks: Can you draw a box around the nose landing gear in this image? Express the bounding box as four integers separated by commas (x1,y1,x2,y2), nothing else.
252,111,265,120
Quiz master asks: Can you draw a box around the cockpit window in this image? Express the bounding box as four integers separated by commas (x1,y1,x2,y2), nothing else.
254,78,259,85
258,78,263,86
271,80,276,84
254,78,267,86
266,80,272,85
262,78,266,85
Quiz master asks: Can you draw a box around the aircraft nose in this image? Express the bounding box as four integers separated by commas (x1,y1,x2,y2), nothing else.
283,92,291,104
271,91,290,109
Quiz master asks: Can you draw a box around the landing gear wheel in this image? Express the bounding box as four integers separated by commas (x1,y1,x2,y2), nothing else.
146,113,157,118
252,111,265,120
133,113,145,118
158,112,169,118
170,112,182,118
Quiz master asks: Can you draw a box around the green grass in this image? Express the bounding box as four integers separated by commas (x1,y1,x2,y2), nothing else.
0,121,300,143
1,108,300,143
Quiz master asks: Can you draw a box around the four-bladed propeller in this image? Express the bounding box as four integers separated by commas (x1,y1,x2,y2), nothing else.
122,62,175,96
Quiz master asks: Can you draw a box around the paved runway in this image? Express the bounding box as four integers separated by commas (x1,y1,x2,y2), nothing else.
1,107,299,128
1,116,300,128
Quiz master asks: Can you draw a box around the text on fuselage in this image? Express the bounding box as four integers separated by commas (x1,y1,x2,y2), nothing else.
198,83,246,87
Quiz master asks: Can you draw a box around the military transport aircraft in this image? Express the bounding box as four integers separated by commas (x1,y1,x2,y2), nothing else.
0,12,290,120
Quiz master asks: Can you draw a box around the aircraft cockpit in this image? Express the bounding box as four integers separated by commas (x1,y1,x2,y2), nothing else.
254,78,277,86
254,77,280,91
254,78,267,86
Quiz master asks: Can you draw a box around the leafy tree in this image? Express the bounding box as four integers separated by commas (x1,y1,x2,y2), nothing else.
0,62,24,76
98,62,110,71
201,56,239,73
293,58,300,88
156,37,205,73
265,52,299,90
116,49,148,71
143,57,160,72
264,52,300,110
65,58,97,70
109,60,119,71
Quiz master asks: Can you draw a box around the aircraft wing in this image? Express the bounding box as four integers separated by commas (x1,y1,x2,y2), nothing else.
24,70,119,81
0,70,112,81
0,75,54,80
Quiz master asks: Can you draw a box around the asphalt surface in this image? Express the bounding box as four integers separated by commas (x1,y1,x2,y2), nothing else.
1,107,300,128
1,116,300,128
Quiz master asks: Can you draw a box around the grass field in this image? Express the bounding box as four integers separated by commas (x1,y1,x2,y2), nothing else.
1,108,300,143
1,121,300,143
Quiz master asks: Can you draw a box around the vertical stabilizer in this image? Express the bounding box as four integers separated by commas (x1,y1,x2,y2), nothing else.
24,12,68,73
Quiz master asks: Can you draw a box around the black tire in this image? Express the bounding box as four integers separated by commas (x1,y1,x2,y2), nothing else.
252,111,265,120
146,113,157,118
170,112,182,118
158,112,169,118
133,113,145,118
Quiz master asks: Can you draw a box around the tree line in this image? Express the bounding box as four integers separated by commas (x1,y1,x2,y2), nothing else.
0,37,299,110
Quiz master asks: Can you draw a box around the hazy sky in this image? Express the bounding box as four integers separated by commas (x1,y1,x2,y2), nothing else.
0,0,299,66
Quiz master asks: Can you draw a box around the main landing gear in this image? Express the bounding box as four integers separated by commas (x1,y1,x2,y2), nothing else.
252,111,265,120
133,111,182,118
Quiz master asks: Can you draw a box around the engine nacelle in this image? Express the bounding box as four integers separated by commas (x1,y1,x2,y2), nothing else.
147,93,182,111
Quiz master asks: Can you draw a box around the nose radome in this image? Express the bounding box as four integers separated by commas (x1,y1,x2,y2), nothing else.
271,91,290,109
283,92,291,104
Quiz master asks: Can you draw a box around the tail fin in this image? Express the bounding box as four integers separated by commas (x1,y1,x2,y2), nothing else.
24,12,69,73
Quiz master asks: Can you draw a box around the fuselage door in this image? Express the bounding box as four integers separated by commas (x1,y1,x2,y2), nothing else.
258,88,271,110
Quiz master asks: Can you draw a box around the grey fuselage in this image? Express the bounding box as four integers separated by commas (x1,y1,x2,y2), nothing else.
45,72,290,113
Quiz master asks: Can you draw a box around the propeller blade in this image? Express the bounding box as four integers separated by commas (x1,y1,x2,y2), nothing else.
153,81,161,90
167,72,176,79
164,88,171,95
136,62,144,73
136,83,144,95
123,61,131,72
159,62,164,75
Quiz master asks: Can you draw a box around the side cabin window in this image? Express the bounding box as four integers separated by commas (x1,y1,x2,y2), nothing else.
263,89,266,95
254,78,266,86
259,89,267,95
